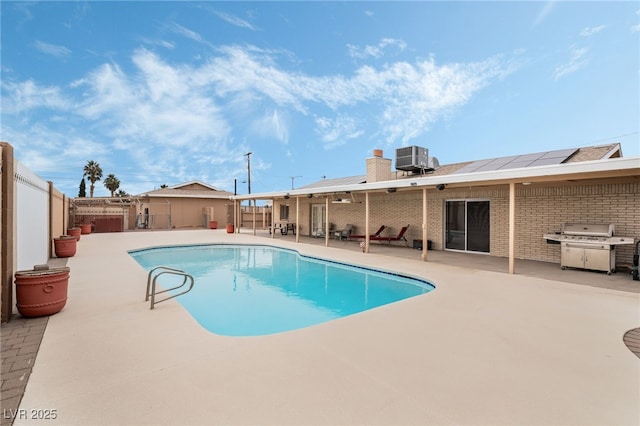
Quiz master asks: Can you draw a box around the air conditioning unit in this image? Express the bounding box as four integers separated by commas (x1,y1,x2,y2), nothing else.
395,146,437,172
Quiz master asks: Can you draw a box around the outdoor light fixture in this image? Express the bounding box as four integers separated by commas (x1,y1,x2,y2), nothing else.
284,194,290,199
386,188,397,193
307,194,313,198
436,184,446,191
410,182,417,186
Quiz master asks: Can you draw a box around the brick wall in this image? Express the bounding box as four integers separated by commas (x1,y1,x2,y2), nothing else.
286,178,639,268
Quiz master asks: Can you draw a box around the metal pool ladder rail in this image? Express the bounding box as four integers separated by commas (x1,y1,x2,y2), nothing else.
145,266,195,310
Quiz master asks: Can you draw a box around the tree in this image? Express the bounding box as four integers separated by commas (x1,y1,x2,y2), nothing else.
116,189,129,197
83,160,103,197
160,184,168,188
78,178,86,197
104,173,120,197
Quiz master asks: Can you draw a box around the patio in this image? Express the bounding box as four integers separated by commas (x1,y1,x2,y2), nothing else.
4,229,640,425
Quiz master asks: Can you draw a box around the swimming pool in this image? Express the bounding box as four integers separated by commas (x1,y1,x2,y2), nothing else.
129,244,435,336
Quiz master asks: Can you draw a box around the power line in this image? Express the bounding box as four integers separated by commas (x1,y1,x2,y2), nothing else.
587,132,638,144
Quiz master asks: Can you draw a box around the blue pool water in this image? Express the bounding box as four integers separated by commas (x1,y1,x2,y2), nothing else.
129,244,435,336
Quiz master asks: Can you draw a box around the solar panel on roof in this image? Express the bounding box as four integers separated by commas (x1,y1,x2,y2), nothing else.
452,148,578,174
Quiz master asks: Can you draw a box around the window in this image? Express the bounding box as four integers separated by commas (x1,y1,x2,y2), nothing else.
280,204,289,220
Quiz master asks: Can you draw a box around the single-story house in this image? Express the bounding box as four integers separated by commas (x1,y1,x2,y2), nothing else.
72,181,236,231
136,181,235,229
231,143,639,274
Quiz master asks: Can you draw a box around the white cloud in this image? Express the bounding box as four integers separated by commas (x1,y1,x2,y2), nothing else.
170,22,204,43
33,40,71,58
250,109,289,144
2,42,513,194
141,38,175,49
314,114,364,149
213,10,258,30
532,1,556,28
347,38,407,60
552,47,589,80
1,80,69,113
580,25,606,37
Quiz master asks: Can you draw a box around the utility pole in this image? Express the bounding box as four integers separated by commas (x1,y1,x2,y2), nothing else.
245,152,252,207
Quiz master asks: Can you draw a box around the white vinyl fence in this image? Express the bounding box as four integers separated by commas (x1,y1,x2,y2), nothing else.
15,160,49,271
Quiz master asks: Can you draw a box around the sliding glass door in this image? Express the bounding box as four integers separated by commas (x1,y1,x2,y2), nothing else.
310,204,326,237
445,200,490,253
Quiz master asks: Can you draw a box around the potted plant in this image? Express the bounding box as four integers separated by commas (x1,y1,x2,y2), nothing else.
209,220,218,229
53,235,77,258
226,223,235,233
80,223,92,234
15,266,70,317
67,227,81,241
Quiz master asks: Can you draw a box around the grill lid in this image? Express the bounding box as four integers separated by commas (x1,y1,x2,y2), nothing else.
561,223,614,237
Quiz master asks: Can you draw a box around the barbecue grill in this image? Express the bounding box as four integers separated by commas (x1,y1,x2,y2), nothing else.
543,223,635,274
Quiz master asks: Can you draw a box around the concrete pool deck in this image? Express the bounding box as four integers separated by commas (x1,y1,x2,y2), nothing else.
7,229,640,425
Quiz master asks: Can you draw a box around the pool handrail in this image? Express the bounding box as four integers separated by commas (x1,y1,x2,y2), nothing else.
145,266,195,310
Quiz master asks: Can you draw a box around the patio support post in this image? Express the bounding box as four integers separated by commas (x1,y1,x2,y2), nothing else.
233,200,237,234
252,201,256,236
509,182,516,274
271,199,275,239
421,187,428,261
365,192,370,253
325,197,329,247
295,196,299,243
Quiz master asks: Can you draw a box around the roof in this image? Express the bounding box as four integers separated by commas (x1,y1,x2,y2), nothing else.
297,175,366,189
137,180,234,199
232,143,638,200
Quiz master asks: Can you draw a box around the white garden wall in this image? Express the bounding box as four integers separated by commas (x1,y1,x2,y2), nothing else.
15,160,49,271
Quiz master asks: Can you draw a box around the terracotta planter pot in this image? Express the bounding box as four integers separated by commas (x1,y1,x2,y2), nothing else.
67,227,81,241
15,267,70,317
226,224,235,233
209,220,218,229
54,236,77,258
80,223,92,234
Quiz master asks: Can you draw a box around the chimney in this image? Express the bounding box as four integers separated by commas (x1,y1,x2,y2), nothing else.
366,149,392,183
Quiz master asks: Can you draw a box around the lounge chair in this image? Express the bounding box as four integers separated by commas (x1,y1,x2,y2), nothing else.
370,225,410,246
350,225,386,240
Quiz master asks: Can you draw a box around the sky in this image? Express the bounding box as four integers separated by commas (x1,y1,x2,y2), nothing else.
1,1,639,198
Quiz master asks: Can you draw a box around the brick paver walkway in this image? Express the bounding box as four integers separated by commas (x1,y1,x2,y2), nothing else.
1,315,48,426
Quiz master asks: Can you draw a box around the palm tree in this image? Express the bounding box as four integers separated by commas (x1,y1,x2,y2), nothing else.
104,174,120,197
83,160,103,197
116,189,129,197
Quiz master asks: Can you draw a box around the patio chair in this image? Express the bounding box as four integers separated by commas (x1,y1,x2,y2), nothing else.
370,225,410,247
350,225,386,240
334,224,353,240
